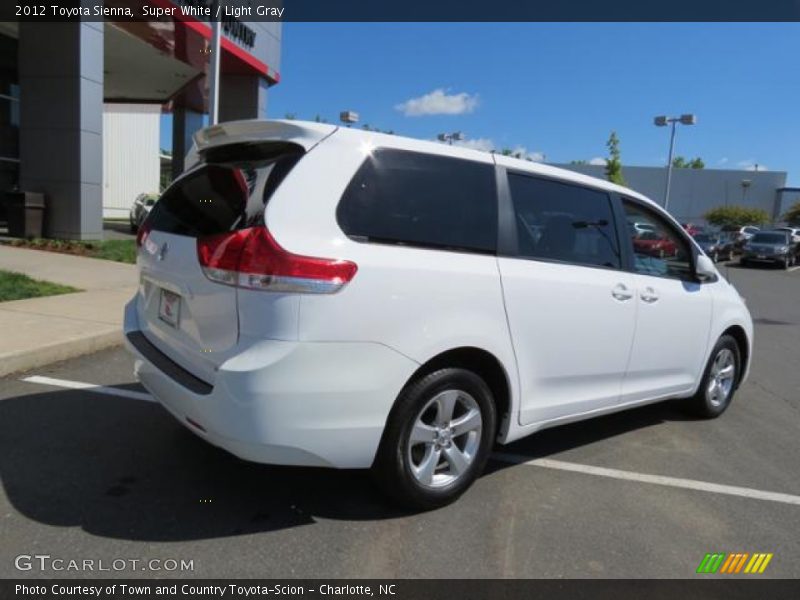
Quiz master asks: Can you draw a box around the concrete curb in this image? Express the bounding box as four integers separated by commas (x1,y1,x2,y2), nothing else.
0,329,123,378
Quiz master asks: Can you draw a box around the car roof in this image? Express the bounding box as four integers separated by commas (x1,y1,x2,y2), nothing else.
191,119,660,210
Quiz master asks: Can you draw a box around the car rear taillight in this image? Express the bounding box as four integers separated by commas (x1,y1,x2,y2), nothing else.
196,227,357,294
136,221,152,248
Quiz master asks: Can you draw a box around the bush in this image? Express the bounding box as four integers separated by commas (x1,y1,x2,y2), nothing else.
783,201,800,226
704,205,770,229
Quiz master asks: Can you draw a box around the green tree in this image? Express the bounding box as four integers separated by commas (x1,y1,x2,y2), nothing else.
783,201,800,226
672,156,705,169
605,131,626,186
284,112,296,120
704,205,770,228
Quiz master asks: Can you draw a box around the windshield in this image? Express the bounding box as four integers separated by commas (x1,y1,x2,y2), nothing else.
751,233,787,244
694,234,714,242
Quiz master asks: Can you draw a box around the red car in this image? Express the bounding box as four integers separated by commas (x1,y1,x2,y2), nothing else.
633,231,678,258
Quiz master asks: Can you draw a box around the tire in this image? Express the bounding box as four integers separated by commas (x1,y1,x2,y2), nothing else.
371,368,497,510
712,251,719,263
740,259,748,267
682,335,741,418
783,258,790,270
129,219,137,234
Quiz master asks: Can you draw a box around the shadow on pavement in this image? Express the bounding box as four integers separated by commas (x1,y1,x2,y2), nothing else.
0,386,698,542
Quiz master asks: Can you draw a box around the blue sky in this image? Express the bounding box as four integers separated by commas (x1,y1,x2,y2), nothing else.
164,23,799,184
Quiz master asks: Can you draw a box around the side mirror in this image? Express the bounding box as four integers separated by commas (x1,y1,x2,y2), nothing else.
695,254,717,282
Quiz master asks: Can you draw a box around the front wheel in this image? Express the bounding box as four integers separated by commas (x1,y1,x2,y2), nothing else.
371,368,497,510
683,335,740,418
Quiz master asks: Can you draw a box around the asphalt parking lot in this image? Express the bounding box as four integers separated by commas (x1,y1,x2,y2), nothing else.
1,261,799,579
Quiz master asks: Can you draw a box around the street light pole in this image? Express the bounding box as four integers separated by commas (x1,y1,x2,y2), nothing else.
654,114,696,213
208,17,222,126
664,120,677,211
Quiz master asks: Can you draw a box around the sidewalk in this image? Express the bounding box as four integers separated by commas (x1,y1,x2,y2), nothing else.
0,246,137,377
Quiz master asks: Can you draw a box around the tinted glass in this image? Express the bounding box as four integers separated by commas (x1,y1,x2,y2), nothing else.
337,148,497,253
693,234,712,242
623,200,693,280
147,144,302,237
507,174,620,269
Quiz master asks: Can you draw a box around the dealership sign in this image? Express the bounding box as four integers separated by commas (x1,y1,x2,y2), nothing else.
171,0,257,49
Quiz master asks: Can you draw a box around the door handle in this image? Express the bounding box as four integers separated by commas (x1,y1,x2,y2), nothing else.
611,283,634,301
640,286,659,303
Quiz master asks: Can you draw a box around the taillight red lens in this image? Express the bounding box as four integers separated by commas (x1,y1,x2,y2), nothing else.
196,227,357,294
136,221,152,248
196,229,250,272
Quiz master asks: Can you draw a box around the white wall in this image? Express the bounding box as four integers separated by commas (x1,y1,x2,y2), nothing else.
102,103,160,218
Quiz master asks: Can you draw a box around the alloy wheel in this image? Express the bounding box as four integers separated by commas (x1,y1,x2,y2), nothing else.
407,390,482,488
705,348,736,407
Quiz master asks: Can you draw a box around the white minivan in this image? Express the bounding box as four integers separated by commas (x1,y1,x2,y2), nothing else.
124,120,753,509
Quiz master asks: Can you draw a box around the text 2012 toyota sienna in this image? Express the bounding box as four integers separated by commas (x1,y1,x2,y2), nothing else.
124,120,753,509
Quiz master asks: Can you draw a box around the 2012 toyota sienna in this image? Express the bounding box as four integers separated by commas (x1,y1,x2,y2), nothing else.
124,120,753,509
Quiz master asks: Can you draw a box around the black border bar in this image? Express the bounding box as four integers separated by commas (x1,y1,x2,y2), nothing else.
4,579,800,600
3,0,800,22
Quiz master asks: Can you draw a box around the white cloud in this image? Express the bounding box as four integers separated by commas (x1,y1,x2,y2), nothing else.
737,159,768,171
588,157,607,166
395,88,479,116
509,146,544,162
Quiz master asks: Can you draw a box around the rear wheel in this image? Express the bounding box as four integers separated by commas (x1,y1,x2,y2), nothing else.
683,335,740,418
371,368,496,510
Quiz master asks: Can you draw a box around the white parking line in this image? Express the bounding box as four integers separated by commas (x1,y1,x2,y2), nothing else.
788,265,800,272
21,375,155,402
19,375,800,507
493,452,800,507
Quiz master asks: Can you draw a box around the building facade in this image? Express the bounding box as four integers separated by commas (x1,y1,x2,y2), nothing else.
0,6,281,239
555,163,792,225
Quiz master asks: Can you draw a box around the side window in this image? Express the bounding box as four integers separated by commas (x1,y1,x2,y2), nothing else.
506,173,621,269
623,199,693,280
337,148,497,253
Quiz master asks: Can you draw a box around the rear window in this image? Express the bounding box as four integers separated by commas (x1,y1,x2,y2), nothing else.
751,232,788,244
337,148,497,254
147,143,303,237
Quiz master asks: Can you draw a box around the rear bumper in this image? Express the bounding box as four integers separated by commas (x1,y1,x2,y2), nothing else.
123,298,418,468
741,253,787,264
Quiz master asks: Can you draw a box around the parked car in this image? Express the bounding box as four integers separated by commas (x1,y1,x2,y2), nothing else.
740,231,796,269
124,120,753,509
775,226,800,244
630,221,657,235
129,193,159,232
632,230,677,258
721,225,761,253
692,232,734,262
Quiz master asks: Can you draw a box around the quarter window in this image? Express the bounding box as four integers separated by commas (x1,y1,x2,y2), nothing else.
623,199,694,280
337,148,497,253
506,173,621,269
